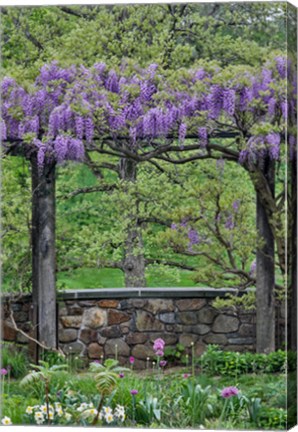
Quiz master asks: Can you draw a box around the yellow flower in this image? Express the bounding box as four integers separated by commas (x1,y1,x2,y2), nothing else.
1,417,12,425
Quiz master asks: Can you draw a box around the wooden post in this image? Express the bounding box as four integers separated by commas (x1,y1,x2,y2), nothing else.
256,157,275,353
31,156,57,358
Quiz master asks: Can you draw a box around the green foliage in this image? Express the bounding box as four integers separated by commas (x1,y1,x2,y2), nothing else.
89,358,129,397
259,406,287,429
1,343,29,379
181,381,214,426
200,345,287,376
164,343,186,364
20,360,68,388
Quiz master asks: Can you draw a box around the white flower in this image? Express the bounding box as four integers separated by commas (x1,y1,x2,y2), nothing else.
26,406,34,414
105,413,114,424
81,408,98,418
47,412,54,420
88,402,94,408
103,406,112,415
40,405,48,414
1,417,12,425
34,412,44,423
77,402,88,412
65,412,72,421
115,405,125,415
56,408,63,417
118,413,125,422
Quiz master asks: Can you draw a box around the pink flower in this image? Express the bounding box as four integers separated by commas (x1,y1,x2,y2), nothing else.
183,373,190,379
160,360,167,367
119,373,125,378
93,360,100,364
129,356,135,364
155,350,164,357
130,389,138,395
0,369,8,376
221,386,239,398
153,338,165,352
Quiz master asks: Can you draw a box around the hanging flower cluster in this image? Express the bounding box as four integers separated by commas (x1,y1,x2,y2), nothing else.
1,56,293,170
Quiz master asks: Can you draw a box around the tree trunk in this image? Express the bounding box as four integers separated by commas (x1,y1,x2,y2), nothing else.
119,156,146,287
256,158,275,353
31,157,57,355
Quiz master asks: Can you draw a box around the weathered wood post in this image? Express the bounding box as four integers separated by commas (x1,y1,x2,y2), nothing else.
31,156,57,359
256,158,275,353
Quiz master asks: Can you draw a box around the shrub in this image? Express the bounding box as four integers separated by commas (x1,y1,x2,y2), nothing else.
200,345,287,376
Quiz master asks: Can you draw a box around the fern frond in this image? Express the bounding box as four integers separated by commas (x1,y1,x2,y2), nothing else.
20,371,41,387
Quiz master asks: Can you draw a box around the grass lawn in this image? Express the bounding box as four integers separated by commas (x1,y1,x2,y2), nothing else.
57,267,198,289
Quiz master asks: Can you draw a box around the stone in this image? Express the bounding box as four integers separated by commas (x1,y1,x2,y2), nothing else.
135,311,164,331
97,335,107,345
59,329,78,343
120,299,147,310
191,324,210,335
79,328,98,344
239,313,254,324
120,326,130,335
223,345,254,353
196,307,218,324
60,315,83,329
13,311,28,323
212,315,239,333
2,321,17,341
145,299,174,314
67,304,83,315
195,342,206,357
82,308,107,329
59,307,68,317
63,341,85,355
16,333,29,344
238,324,255,338
227,337,255,345
178,312,198,325
101,326,121,338
105,339,130,357
78,301,97,307
88,343,104,359
133,359,146,370
176,299,206,311
159,312,176,324
149,333,178,345
203,334,228,345
11,303,22,312
97,300,119,308
179,334,198,347
132,344,154,360
126,333,148,345
108,310,130,326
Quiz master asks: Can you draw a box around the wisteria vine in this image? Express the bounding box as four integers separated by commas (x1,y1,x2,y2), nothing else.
1,56,295,170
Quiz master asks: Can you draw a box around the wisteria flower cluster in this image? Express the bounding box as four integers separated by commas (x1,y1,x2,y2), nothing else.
1,56,294,171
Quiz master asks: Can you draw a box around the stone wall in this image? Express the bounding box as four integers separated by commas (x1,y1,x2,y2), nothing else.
1,288,285,368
